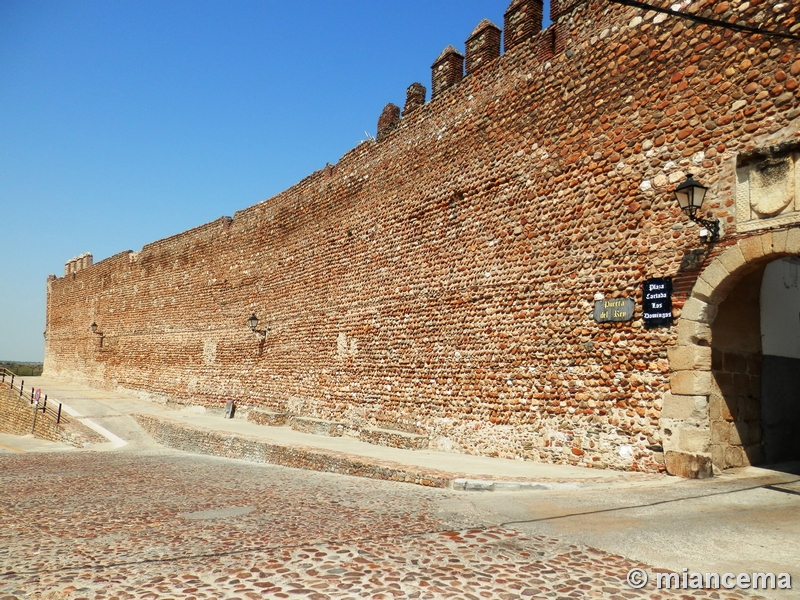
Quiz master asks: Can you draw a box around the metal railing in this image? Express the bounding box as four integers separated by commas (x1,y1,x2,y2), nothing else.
0,368,66,429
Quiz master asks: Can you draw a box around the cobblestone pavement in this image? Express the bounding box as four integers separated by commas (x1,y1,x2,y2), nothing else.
1,450,763,599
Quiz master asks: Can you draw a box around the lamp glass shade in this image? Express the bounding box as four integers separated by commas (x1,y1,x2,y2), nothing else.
674,174,708,212
247,314,259,330
90,322,98,333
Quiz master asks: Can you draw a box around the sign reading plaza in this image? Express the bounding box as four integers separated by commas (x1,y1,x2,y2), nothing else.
593,297,635,323
642,277,673,328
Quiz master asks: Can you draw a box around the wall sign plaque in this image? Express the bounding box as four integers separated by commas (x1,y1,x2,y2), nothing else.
593,297,635,323
642,277,673,328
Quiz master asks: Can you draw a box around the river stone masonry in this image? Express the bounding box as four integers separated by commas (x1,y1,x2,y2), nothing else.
44,0,800,474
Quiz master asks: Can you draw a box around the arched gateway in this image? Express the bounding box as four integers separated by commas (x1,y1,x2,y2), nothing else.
662,229,800,478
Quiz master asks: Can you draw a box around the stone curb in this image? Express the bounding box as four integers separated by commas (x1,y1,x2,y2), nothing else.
452,479,583,492
132,414,614,492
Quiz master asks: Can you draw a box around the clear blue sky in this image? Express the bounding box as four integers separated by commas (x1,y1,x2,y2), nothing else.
0,1,551,362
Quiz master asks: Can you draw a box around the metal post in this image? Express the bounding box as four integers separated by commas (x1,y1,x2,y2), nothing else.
19,380,24,397
10,374,14,389
31,402,39,434
56,403,62,424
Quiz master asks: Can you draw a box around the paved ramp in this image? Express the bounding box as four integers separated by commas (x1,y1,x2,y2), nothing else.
22,377,166,450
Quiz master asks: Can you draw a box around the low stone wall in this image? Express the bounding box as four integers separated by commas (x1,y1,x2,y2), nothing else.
133,414,451,488
359,427,429,450
0,386,98,447
289,416,344,437
246,408,289,427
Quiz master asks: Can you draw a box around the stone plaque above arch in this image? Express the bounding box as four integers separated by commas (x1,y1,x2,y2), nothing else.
736,148,800,232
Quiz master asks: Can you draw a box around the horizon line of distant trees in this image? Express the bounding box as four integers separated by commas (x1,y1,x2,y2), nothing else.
0,362,43,376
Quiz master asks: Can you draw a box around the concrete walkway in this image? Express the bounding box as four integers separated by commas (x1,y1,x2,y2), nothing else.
18,376,669,491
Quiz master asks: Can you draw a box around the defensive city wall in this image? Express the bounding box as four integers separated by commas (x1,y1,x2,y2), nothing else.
44,0,800,476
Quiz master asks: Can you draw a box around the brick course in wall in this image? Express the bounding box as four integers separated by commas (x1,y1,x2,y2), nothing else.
44,0,800,473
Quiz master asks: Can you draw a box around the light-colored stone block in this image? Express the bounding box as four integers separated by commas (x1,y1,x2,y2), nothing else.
711,420,729,444
679,426,711,453
699,260,730,290
668,345,711,371
676,319,711,346
665,450,713,478
725,445,747,467
760,231,774,256
670,370,712,396
711,444,726,469
465,480,493,491
661,392,708,419
728,422,743,446
772,229,789,254
738,235,766,263
718,244,747,278
492,481,522,492
681,298,718,323
708,394,730,421
690,277,715,302
785,227,800,254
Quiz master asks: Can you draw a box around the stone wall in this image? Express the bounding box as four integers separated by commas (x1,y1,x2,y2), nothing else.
0,386,96,446
709,268,764,469
45,0,800,472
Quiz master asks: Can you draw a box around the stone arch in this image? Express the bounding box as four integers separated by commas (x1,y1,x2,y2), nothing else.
662,228,800,478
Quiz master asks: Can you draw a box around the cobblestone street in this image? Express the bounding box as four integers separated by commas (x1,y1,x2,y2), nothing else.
1,449,765,599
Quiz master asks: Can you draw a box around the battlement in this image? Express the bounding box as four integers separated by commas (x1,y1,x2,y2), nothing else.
64,252,93,276
379,0,563,135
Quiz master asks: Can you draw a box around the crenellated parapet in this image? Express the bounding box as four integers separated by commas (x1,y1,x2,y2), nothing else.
64,252,93,276
504,0,543,52
376,103,401,141
431,45,465,99
402,82,426,117
465,19,501,76
376,0,552,135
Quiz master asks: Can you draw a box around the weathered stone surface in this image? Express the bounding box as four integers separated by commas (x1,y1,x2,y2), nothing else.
738,235,766,263
690,277,715,302
725,445,747,467
665,451,713,479
290,416,345,438
785,227,800,254
661,392,708,420
772,228,789,254
681,298,718,323
717,245,747,280
247,408,290,427
359,426,429,450
670,370,712,397
698,260,731,292
675,319,712,347
711,420,730,444
678,426,712,453
667,346,711,371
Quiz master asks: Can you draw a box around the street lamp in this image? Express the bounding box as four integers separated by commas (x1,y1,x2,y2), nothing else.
247,314,268,338
90,322,104,347
674,174,719,243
